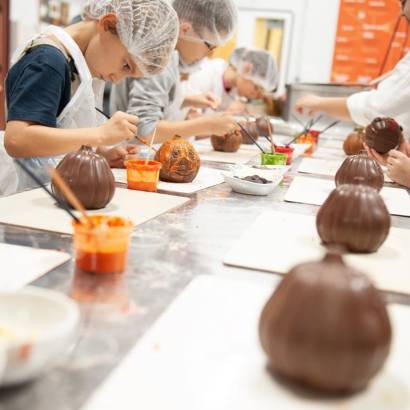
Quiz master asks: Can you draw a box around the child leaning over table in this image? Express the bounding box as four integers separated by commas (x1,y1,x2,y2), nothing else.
3,0,179,193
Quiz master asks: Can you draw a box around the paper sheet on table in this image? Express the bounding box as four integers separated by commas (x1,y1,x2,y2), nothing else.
285,176,410,217
298,158,394,183
0,243,70,291
313,147,346,159
224,210,410,295
318,138,344,150
193,142,259,164
83,275,410,410
0,187,190,235
112,167,224,194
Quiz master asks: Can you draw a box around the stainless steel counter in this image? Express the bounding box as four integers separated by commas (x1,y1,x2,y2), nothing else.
0,141,409,410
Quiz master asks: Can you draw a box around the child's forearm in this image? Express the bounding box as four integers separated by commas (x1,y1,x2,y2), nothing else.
155,118,211,142
5,121,103,157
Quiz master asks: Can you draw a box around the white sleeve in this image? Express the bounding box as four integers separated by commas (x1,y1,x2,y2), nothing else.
347,52,410,126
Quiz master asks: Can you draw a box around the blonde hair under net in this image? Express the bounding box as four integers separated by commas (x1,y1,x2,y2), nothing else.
82,0,179,76
236,49,278,93
172,0,237,46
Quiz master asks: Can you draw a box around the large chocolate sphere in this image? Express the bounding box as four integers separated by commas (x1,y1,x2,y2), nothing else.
52,145,115,210
211,130,242,152
335,152,384,191
317,184,390,253
259,252,392,394
155,135,200,183
343,127,365,155
365,117,403,154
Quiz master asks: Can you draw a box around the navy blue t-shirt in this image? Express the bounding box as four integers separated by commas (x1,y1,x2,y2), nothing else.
6,45,74,128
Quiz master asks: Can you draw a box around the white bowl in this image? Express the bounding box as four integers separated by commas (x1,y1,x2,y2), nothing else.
223,166,285,196
0,287,80,386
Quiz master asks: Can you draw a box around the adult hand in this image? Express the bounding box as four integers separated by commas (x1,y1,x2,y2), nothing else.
295,94,323,116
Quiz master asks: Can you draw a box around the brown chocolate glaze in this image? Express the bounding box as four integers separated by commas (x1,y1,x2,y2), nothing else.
343,127,365,155
211,130,242,152
259,252,392,394
155,135,200,183
316,184,391,253
240,122,260,144
335,152,384,191
364,117,403,154
255,117,273,137
52,145,115,210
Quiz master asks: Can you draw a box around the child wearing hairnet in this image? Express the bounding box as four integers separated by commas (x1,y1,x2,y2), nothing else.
110,0,239,143
182,48,278,116
3,0,179,192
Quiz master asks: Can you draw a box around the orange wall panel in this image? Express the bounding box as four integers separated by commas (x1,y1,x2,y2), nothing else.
331,0,409,84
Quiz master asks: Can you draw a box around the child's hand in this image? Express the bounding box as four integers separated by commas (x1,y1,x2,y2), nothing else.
225,100,247,115
364,143,388,166
100,112,138,145
386,150,410,188
185,93,221,110
99,144,139,168
206,114,239,136
398,138,410,156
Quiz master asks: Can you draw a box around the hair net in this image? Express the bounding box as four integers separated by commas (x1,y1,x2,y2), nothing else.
236,49,278,92
172,0,237,46
229,47,247,69
82,0,179,76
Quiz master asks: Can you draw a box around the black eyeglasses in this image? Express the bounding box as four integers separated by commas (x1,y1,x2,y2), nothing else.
204,41,217,52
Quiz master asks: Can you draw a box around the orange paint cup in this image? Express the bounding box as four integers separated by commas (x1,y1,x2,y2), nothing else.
125,160,161,192
73,215,133,274
297,130,320,156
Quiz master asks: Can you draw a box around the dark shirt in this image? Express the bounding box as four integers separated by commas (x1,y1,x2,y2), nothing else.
6,45,74,128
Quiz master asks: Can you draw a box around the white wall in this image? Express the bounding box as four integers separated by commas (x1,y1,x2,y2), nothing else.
235,0,340,85
10,0,85,55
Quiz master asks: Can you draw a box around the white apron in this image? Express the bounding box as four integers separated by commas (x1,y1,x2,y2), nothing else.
6,25,105,193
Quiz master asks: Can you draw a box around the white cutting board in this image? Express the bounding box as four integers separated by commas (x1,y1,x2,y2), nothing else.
313,147,346,159
298,158,394,183
83,275,410,410
112,166,224,194
285,176,410,217
0,243,70,291
224,210,410,295
194,143,259,164
319,138,344,150
0,187,190,235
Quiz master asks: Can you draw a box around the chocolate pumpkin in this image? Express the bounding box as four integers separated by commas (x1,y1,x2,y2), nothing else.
259,252,392,394
255,117,273,137
364,117,403,154
211,130,242,152
335,152,384,191
51,145,115,210
240,122,259,144
343,127,365,155
316,184,391,253
155,135,200,183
